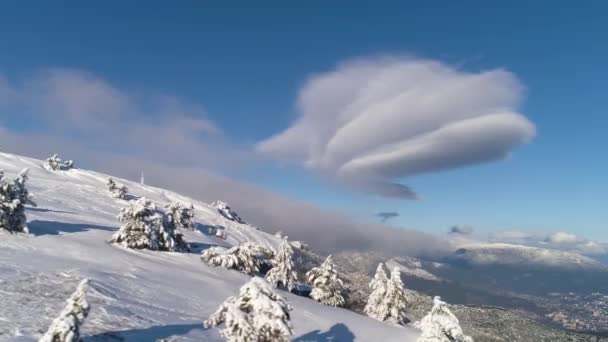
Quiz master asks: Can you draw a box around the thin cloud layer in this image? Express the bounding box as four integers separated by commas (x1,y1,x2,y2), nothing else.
0,69,244,169
488,230,608,256
449,225,475,235
0,67,451,258
257,57,536,199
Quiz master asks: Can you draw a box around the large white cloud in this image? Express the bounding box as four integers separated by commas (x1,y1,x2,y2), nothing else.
257,57,536,198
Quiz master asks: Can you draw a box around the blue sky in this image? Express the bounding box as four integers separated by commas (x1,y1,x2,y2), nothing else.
0,1,606,241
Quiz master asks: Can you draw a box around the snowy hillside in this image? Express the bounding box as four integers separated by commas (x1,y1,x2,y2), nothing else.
0,152,418,341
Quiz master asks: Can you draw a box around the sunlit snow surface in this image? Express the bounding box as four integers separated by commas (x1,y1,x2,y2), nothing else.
0,152,418,341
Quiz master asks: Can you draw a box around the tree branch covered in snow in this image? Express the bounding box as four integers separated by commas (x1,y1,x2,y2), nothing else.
205,277,293,342
39,279,90,342
201,242,274,275
415,296,473,342
212,200,246,224
43,154,74,171
166,202,195,230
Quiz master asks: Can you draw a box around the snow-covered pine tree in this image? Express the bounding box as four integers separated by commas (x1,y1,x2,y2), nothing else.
166,202,195,230
0,168,36,233
364,263,389,320
383,266,409,325
265,238,298,292
205,277,293,342
306,255,345,307
39,279,90,342
106,178,128,200
201,242,274,275
158,204,190,252
212,200,245,224
110,197,160,250
43,154,74,171
415,296,473,342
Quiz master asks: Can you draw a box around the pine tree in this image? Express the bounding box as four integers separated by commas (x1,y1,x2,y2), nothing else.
364,263,389,320
106,178,128,200
384,267,409,325
110,197,160,250
39,279,90,342
166,202,195,230
205,277,293,342
43,154,74,171
415,296,473,342
306,255,345,307
265,238,298,292
159,204,190,252
201,242,274,275
0,168,36,233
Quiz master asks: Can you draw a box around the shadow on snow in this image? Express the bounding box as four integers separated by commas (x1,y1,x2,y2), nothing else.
27,219,116,236
26,206,75,215
84,323,206,341
294,323,356,342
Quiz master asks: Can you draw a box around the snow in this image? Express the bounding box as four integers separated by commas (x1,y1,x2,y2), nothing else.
0,152,418,341
453,243,606,271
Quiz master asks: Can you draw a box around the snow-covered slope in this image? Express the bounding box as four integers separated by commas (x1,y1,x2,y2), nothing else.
0,152,418,341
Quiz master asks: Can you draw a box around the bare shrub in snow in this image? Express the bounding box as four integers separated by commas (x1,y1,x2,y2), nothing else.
43,154,74,171
201,242,274,275
212,200,245,224
265,238,298,292
106,178,128,200
205,277,293,342
39,279,90,342
0,168,36,233
306,255,345,307
415,296,473,342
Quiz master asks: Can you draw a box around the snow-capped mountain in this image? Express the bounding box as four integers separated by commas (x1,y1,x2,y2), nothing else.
451,243,607,271
0,152,418,341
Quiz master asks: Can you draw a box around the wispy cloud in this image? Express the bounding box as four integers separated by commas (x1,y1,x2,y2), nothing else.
376,211,399,223
449,225,474,235
257,57,536,199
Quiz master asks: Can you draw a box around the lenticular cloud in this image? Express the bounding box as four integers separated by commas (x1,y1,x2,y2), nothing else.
257,57,536,199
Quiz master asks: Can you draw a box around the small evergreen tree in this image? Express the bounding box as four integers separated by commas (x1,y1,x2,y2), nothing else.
205,277,293,342
111,198,190,252
166,202,195,230
384,267,409,325
201,242,274,275
0,168,36,233
265,238,298,292
39,279,90,342
212,200,245,224
306,255,345,307
416,296,473,342
110,197,160,250
43,154,74,171
106,178,128,200
159,204,190,252
364,263,389,320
